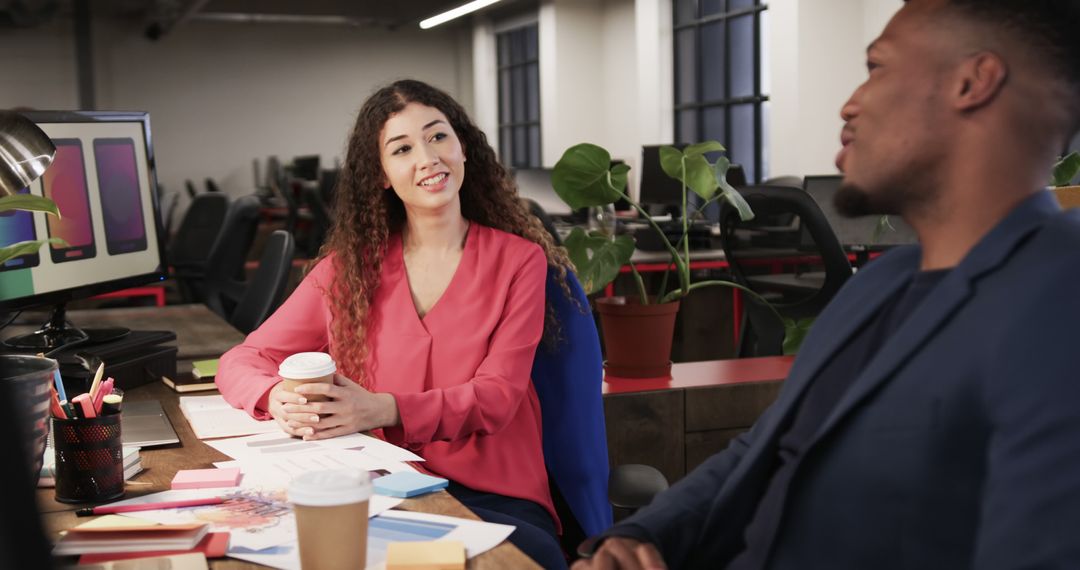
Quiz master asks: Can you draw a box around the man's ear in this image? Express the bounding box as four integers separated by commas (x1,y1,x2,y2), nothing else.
953,51,1008,111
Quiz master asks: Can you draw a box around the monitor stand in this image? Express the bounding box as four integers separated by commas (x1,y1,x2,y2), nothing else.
4,303,130,352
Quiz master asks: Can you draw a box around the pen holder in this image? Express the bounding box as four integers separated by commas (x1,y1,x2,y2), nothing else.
53,414,124,504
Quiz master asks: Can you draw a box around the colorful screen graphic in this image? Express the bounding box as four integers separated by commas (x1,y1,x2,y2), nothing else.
0,187,40,272
94,138,147,254
42,139,96,263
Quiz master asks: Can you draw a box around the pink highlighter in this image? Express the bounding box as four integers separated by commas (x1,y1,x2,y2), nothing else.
72,393,97,419
92,378,114,414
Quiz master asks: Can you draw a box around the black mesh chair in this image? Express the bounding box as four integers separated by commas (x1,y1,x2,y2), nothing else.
301,185,332,257
720,185,852,356
229,230,295,334
202,195,262,321
169,193,229,302
523,198,562,246
204,177,223,193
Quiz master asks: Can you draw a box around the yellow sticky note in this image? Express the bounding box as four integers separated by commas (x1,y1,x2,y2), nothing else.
75,514,158,529
386,540,466,570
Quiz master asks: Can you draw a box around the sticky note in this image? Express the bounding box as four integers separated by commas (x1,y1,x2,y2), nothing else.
373,472,449,498
386,540,465,570
171,468,242,490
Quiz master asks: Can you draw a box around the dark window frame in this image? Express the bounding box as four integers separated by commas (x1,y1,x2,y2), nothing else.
673,1,769,182
496,23,541,168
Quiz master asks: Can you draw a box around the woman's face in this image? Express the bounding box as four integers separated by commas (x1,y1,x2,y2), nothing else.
379,102,466,217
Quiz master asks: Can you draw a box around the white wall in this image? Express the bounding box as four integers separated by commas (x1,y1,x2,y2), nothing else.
765,0,899,178
4,16,470,221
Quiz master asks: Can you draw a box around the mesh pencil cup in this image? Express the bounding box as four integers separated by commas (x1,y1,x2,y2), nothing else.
53,414,124,503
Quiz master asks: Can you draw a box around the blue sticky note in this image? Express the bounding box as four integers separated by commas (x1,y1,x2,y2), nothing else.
373,471,449,498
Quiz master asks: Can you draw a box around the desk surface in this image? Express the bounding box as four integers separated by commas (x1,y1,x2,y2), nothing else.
603,355,794,395
38,382,537,569
12,304,247,365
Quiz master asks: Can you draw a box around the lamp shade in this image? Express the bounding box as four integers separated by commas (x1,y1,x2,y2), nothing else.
0,111,55,197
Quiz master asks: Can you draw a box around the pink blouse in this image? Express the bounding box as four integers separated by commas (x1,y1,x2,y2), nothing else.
215,224,556,526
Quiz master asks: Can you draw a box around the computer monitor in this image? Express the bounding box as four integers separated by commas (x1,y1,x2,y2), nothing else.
513,168,574,218
290,155,320,182
802,175,918,249
639,144,747,219
0,111,167,350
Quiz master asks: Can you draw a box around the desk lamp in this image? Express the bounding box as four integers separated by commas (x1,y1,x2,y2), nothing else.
0,110,55,195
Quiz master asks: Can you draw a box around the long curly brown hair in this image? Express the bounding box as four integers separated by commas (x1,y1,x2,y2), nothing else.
314,79,574,387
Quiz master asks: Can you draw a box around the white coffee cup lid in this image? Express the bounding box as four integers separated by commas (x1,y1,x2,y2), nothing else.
278,352,336,379
288,469,372,506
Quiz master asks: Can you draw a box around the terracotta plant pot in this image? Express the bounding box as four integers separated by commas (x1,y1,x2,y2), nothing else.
596,296,681,378
1053,185,1080,209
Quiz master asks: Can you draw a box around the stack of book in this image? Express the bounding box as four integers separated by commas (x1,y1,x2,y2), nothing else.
162,359,220,393
39,445,142,488
52,518,215,557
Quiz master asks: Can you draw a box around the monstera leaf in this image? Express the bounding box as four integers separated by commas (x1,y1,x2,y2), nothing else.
562,227,635,295
551,143,628,209
0,194,64,265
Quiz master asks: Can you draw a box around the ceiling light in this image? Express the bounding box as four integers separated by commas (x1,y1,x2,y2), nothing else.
420,0,502,29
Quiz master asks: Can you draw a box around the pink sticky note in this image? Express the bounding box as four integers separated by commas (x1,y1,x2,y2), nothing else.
170,468,242,490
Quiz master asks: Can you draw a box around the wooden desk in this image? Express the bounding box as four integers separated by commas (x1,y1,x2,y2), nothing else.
603,356,793,485
32,309,537,569
38,385,537,569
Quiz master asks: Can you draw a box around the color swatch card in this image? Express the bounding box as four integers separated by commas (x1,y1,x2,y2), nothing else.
373,472,449,498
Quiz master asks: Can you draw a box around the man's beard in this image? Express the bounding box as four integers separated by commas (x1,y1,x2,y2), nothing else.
835,182,905,218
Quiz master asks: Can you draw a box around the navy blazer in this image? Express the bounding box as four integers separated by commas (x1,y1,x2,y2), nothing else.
606,191,1080,569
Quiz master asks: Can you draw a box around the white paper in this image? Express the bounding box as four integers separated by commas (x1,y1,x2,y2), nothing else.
212,452,415,490
178,395,279,440
206,431,423,464
228,509,516,570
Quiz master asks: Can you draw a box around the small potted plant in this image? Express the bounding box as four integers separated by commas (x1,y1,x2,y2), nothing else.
1051,151,1080,208
551,142,806,378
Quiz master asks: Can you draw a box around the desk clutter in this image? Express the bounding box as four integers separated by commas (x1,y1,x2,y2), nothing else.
162,358,220,393
51,403,517,569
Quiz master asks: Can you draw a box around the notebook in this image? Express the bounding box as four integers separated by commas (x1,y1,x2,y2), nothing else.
121,400,181,447
178,395,278,440
52,522,209,555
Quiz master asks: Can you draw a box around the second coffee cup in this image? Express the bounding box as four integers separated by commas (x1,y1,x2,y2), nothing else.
278,352,336,402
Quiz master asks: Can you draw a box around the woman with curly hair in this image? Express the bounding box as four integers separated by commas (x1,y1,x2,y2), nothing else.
216,79,574,568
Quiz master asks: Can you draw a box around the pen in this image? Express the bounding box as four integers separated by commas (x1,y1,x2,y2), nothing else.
53,369,67,403
75,496,225,516
102,393,123,415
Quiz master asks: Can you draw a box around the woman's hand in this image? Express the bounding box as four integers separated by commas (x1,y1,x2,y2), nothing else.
267,381,320,437
286,373,401,440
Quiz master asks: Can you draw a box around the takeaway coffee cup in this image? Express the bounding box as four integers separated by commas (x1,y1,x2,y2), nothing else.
289,469,372,570
278,352,336,402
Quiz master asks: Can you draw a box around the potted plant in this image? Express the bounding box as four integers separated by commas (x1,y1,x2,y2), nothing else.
551,142,808,378
1051,151,1080,208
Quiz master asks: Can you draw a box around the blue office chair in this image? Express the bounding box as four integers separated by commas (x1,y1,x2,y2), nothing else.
531,268,613,553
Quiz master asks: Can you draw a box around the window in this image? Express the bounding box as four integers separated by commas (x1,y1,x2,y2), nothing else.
673,0,768,182
496,23,541,168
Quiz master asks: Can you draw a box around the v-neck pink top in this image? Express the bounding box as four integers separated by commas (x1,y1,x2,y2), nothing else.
216,223,556,525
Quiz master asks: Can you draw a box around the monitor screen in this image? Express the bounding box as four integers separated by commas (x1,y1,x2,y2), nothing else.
639,145,747,220
802,175,918,248
0,111,166,311
513,168,573,218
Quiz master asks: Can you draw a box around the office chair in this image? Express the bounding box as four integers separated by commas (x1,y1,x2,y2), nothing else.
169,193,229,302
301,185,332,257
184,179,198,199
720,185,853,356
229,230,295,334
202,195,262,322
762,175,804,188
161,190,180,241
204,177,222,193
531,268,612,554
523,198,562,246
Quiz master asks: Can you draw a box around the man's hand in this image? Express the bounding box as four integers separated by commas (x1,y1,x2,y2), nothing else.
572,538,667,570
286,373,401,440
267,381,317,437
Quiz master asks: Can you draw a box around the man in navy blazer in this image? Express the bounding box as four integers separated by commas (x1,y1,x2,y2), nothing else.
576,0,1080,568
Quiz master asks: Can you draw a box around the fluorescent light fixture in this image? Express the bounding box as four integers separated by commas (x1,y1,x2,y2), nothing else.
420,0,502,29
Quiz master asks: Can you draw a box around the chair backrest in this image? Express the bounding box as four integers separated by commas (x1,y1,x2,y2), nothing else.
301,185,332,257
202,195,262,320
720,185,852,355
184,179,198,199
168,192,229,270
531,268,612,547
230,230,295,334
523,198,562,246
204,178,222,193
